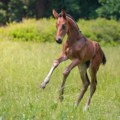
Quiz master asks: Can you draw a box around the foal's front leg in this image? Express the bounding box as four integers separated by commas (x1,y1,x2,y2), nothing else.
41,54,67,89
59,59,80,102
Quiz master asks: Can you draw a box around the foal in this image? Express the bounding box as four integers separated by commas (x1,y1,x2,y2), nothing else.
41,10,106,110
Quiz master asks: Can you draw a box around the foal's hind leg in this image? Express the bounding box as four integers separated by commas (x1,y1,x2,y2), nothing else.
85,54,101,110
75,64,90,107
84,69,97,110
84,68,97,111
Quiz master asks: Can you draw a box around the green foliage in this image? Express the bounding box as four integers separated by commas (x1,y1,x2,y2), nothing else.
96,0,120,19
22,0,36,18
51,0,100,20
78,18,120,44
0,9,7,25
0,2,6,9
78,0,100,19
3,19,56,42
0,41,120,119
0,0,120,25
0,2,7,25
0,18,120,44
8,0,24,22
63,0,81,20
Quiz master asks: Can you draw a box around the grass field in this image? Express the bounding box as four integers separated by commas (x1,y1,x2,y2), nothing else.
0,40,120,120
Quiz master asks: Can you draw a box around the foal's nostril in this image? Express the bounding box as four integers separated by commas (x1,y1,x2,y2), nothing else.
56,38,62,44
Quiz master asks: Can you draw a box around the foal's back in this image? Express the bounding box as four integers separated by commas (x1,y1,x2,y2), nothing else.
64,38,101,63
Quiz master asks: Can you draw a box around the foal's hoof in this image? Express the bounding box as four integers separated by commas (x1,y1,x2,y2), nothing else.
59,96,64,102
84,105,89,111
74,103,78,108
40,83,46,89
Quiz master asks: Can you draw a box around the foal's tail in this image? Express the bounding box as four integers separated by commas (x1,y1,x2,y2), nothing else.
99,47,106,65
102,51,106,65
96,43,106,65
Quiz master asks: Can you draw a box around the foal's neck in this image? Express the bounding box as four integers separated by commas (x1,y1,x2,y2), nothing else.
67,24,84,45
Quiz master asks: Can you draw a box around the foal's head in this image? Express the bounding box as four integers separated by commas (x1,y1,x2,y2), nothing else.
53,10,68,44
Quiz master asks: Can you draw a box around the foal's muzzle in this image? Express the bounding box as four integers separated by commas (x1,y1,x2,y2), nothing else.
56,38,62,44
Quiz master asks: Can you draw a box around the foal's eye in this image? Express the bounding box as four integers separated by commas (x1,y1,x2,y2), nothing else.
62,24,66,30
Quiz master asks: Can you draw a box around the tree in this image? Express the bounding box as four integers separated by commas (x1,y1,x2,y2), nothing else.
96,0,120,19
36,0,50,19
8,0,24,22
50,0,100,20
0,1,9,24
22,0,36,18
79,0,100,19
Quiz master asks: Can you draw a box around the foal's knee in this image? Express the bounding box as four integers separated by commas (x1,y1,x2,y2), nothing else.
63,68,70,78
53,60,59,67
90,81,97,92
85,80,90,87
81,73,90,88
83,81,90,91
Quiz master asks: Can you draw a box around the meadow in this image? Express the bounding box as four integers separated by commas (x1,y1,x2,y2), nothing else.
0,40,120,120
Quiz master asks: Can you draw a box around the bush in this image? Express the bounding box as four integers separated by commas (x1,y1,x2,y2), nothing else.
0,18,120,44
0,9,7,25
5,18,56,42
78,18,120,43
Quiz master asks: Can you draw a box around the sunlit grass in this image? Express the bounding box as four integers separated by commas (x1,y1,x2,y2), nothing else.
0,40,120,120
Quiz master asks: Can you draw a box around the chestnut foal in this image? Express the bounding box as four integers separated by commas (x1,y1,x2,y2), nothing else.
41,10,106,110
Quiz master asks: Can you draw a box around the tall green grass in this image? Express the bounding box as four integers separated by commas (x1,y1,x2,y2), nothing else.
0,40,120,120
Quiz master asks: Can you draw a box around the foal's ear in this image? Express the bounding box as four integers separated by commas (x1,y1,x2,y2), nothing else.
52,9,58,19
61,9,66,19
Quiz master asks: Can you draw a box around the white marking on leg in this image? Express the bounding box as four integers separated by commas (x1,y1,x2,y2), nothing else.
84,104,89,111
41,56,68,89
44,66,55,83
41,65,56,89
